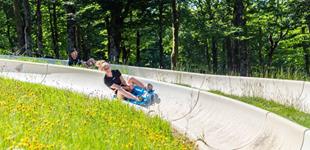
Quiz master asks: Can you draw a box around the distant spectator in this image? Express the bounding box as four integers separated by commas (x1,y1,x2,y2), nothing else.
68,48,81,66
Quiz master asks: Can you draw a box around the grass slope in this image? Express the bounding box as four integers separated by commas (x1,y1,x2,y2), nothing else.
0,78,193,150
209,90,310,128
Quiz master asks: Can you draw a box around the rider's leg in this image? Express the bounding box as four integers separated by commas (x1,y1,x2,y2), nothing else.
127,77,146,89
116,91,124,99
117,88,139,101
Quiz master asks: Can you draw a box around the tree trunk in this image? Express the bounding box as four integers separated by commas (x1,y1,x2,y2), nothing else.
109,6,122,63
267,34,278,68
36,0,43,56
267,46,275,68
121,43,129,64
240,40,248,76
52,1,59,58
204,40,211,72
302,27,310,75
99,1,132,63
222,40,227,73
258,45,263,66
211,37,218,73
226,37,233,73
171,0,179,70
48,2,60,58
257,28,264,72
6,21,14,49
22,0,32,56
75,24,82,52
231,39,239,72
65,3,76,55
233,0,247,76
48,3,55,57
13,0,25,51
80,24,90,61
267,48,275,68
159,0,164,68
136,30,141,65
306,16,310,75
105,16,111,60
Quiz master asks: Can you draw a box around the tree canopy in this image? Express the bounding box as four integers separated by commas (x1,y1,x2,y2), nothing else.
0,0,309,79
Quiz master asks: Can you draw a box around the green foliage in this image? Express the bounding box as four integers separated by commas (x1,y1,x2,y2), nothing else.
0,77,194,149
0,49,11,55
0,0,308,79
16,57,48,64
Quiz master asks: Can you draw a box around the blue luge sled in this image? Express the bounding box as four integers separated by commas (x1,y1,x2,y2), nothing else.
128,86,154,106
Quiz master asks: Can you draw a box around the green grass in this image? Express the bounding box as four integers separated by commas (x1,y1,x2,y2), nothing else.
16,57,48,64
176,64,310,81
0,78,194,150
209,90,310,128
55,60,66,65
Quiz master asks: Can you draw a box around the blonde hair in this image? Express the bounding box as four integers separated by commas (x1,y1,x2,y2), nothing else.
95,60,110,71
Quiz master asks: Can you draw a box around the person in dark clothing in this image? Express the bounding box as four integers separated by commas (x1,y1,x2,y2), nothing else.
96,60,152,101
68,49,81,66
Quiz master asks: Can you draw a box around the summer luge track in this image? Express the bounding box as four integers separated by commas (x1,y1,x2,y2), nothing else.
0,59,309,150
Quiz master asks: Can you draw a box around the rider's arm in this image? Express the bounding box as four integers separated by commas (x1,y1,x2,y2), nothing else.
120,76,128,86
111,83,130,92
111,83,139,100
111,84,122,90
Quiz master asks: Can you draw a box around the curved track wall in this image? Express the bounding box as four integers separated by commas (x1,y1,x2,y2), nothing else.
112,64,310,113
0,59,309,150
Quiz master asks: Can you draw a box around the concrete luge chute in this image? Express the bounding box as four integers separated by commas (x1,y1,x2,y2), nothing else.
0,59,309,150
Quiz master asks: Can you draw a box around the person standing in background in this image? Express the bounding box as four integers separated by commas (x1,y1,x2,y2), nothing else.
68,48,81,66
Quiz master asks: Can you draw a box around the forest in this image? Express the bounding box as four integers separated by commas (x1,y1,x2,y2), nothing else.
0,0,309,79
